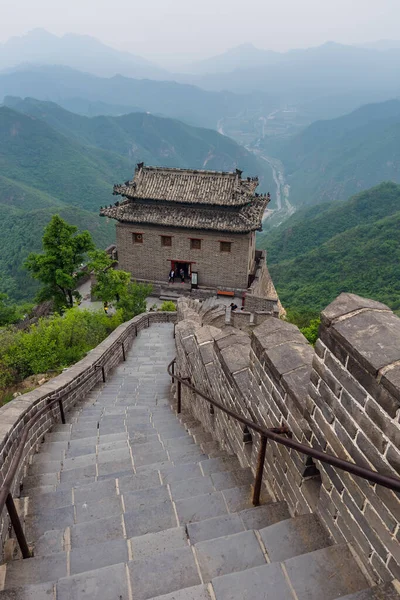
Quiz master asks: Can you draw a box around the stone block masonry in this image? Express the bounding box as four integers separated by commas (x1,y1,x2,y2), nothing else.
116,223,253,291
175,293,400,583
0,311,176,562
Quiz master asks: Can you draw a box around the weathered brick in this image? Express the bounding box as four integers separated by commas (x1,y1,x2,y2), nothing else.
314,356,342,397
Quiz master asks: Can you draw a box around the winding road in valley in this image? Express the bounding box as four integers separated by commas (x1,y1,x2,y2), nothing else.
217,116,295,224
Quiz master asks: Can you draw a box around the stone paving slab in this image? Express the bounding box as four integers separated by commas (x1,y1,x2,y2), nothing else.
34,529,64,556
128,547,201,600
74,495,123,523
283,544,369,600
187,514,245,544
124,503,177,538
0,583,55,600
123,485,170,512
259,513,332,563
238,504,291,530
70,515,124,548
69,539,129,575
130,527,188,561
148,585,211,600
118,472,161,494
56,562,129,600
211,562,294,600
27,490,72,514
169,476,215,500
194,530,266,582
4,552,67,588
175,492,228,524
73,478,117,503
25,506,74,540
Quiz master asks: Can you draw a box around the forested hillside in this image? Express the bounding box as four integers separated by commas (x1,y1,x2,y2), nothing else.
258,182,400,312
0,102,273,301
262,100,400,207
4,97,273,183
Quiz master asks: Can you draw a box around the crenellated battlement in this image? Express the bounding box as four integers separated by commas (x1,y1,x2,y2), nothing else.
175,293,400,584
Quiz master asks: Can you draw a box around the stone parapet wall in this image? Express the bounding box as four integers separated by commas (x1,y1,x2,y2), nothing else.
175,294,400,583
309,296,400,583
0,311,176,561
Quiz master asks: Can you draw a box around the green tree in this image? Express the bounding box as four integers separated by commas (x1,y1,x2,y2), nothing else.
117,282,153,321
25,216,95,311
87,250,131,304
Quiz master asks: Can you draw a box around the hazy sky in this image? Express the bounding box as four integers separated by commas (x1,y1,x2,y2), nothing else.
1,0,399,63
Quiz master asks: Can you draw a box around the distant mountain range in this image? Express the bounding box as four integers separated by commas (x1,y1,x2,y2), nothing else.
0,65,275,129
0,99,274,300
257,182,400,313
2,31,400,126
191,42,400,101
0,29,167,80
262,99,400,207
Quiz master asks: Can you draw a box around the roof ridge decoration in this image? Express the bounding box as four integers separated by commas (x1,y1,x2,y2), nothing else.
112,162,260,207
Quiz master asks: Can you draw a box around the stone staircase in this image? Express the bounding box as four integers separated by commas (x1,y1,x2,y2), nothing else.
0,323,399,600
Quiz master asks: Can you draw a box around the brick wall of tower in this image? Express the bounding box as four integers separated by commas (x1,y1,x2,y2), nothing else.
116,223,252,290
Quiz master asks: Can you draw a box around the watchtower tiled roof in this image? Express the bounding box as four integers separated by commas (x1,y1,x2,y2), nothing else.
102,164,270,233
113,163,259,207
100,195,269,233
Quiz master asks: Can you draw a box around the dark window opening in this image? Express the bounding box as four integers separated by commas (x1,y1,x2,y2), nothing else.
133,233,143,244
161,236,172,247
220,241,232,253
190,238,202,250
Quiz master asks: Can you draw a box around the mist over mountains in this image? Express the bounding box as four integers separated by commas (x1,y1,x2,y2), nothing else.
0,29,167,80
0,65,275,129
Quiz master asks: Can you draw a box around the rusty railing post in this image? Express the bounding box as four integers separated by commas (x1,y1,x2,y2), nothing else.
6,493,31,559
177,380,182,414
253,435,267,506
122,342,126,361
58,399,66,424
171,361,175,384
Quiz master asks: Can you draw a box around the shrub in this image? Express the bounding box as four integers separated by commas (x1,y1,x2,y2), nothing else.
159,300,176,312
0,308,123,397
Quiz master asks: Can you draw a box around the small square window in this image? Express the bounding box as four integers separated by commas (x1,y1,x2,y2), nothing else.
190,238,202,250
161,236,172,247
220,241,232,253
133,233,143,243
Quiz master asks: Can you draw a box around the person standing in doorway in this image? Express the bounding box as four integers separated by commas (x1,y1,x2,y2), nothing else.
169,269,175,283
180,268,185,283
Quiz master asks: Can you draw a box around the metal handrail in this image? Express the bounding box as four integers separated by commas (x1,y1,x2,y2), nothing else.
167,358,400,504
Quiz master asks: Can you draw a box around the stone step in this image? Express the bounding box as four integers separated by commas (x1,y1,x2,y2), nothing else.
0,582,55,599
283,543,369,600
194,529,266,582
148,585,211,600
334,581,400,599
186,502,290,544
211,561,295,600
258,513,333,562
128,546,201,600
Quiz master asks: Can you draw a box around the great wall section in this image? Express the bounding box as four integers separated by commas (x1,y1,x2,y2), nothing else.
0,293,399,599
